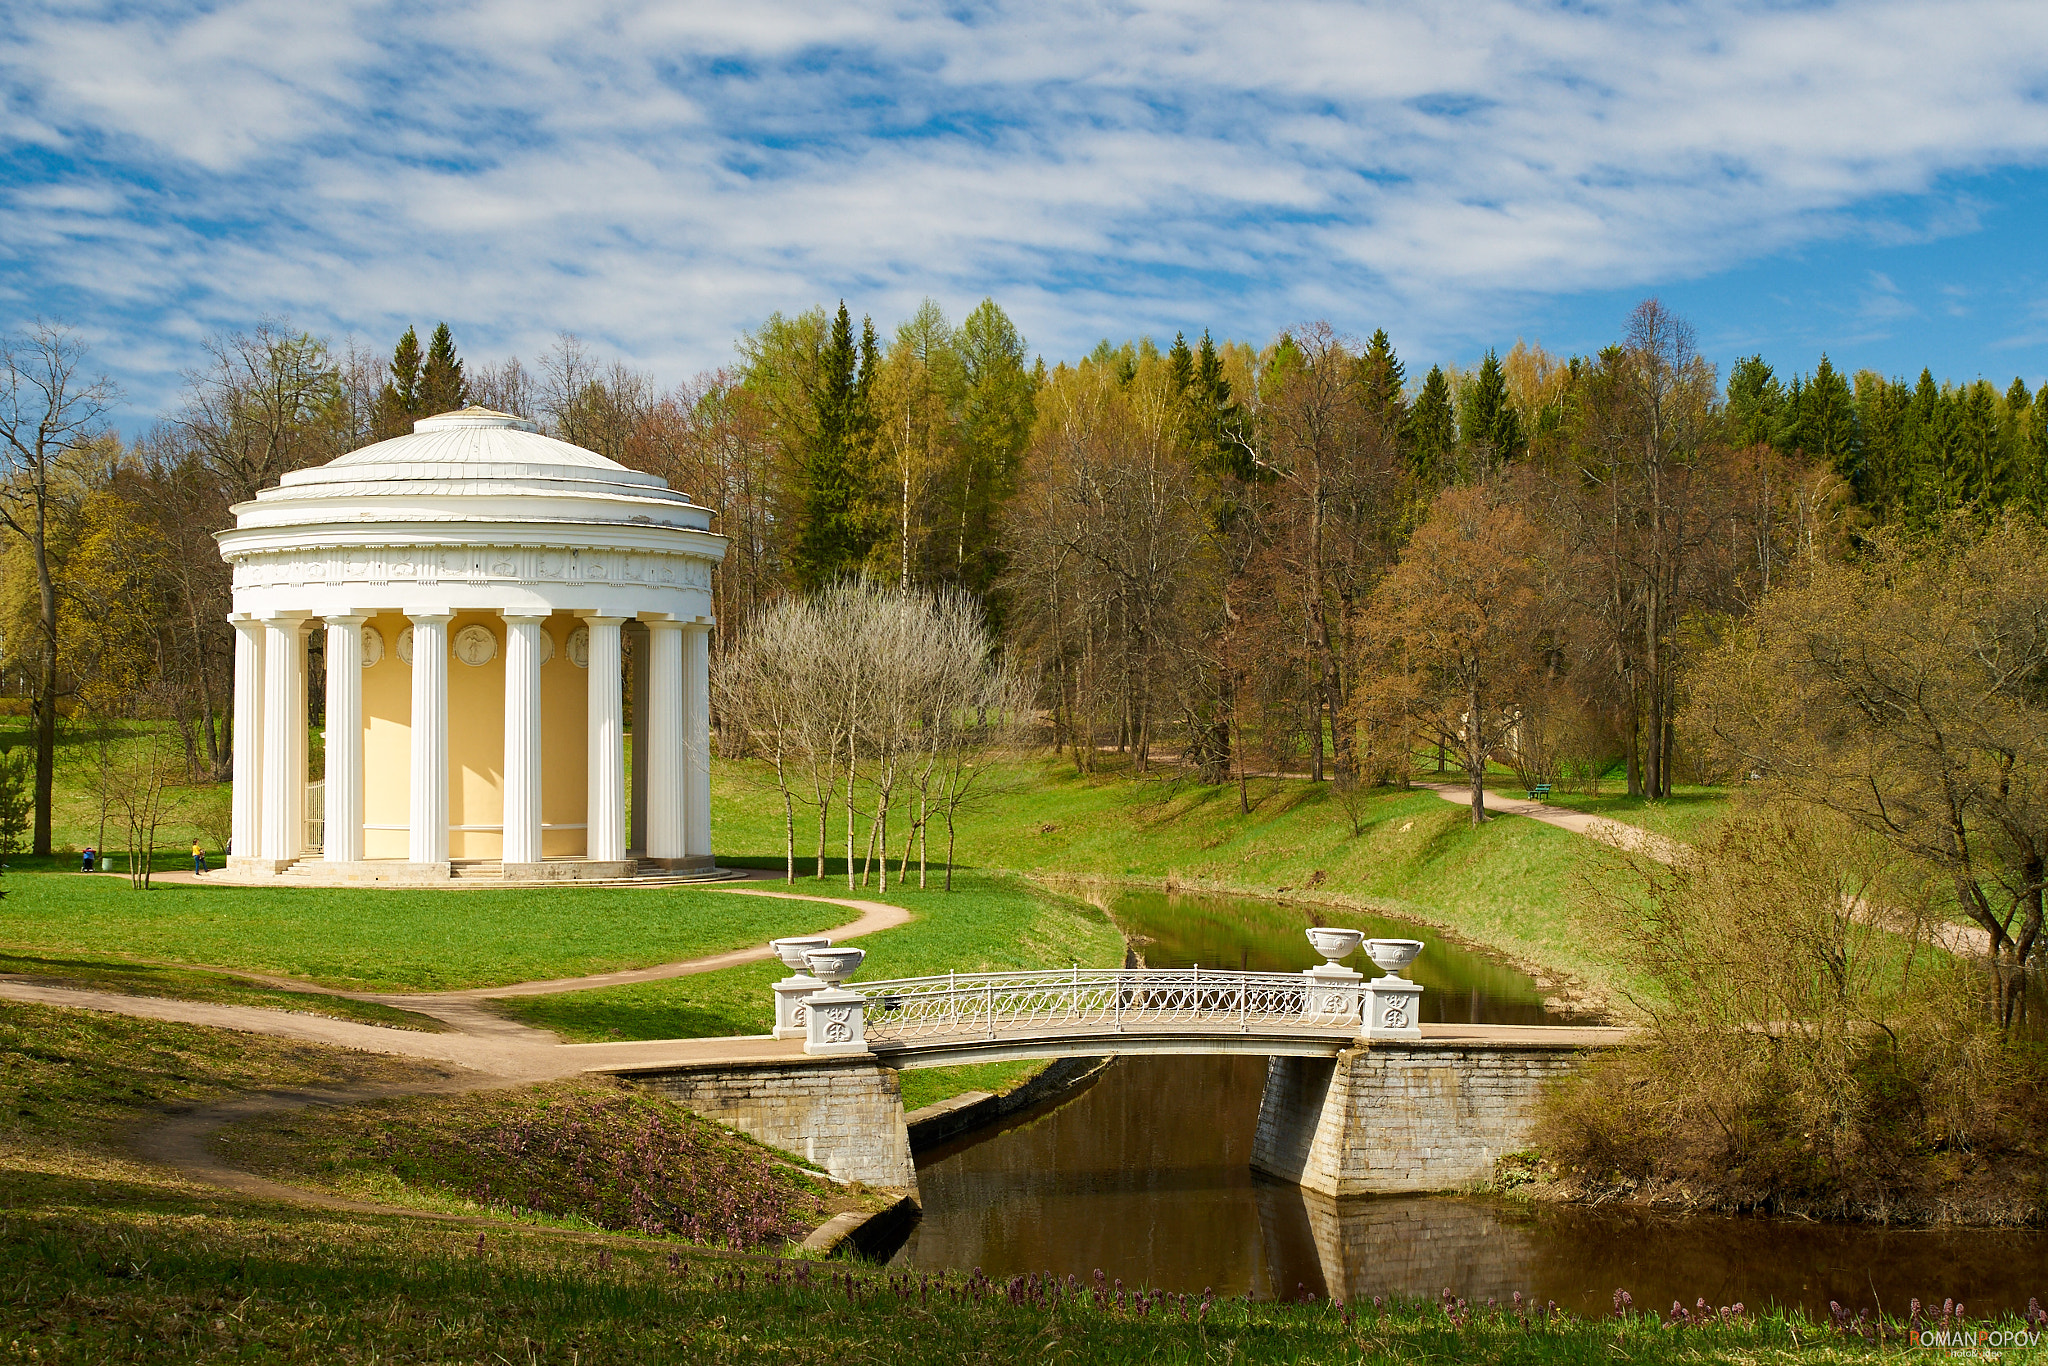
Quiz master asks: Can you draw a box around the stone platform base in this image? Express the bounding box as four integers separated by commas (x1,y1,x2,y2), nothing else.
206,858,737,888
501,860,635,881
634,854,717,872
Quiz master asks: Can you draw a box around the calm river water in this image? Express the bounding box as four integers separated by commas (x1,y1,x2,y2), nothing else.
892,890,2048,1316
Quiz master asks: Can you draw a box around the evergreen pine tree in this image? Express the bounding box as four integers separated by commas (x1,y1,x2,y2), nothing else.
1355,328,1409,458
791,302,868,590
1183,330,1253,482
419,322,468,415
1790,355,1858,485
1168,332,1195,396
1956,380,2006,509
1854,372,1909,519
1463,349,1522,468
371,326,425,440
1409,365,1457,487
1724,355,1786,451
2025,391,2048,515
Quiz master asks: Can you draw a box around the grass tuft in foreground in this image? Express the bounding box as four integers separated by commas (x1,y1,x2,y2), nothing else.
4,1206,2033,1364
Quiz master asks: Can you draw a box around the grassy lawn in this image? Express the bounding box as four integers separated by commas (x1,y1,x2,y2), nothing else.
0,948,447,1030
499,870,1124,1042
0,873,866,992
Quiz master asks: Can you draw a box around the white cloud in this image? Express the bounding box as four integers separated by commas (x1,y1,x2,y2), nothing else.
2,0,2047,414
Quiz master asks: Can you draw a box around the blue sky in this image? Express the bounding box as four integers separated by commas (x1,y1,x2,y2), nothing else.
5,0,2048,425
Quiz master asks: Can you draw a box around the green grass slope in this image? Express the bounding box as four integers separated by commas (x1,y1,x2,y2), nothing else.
715,760,1652,1014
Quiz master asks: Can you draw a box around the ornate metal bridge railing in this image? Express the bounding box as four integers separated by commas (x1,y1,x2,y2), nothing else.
766,932,1428,1057
848,966,1363,1044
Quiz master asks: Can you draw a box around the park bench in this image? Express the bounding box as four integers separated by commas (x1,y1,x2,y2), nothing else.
1527,783,1552,800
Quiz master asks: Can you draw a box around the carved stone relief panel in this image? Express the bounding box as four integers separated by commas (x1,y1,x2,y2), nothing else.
362,625,385,668
454,624,498,666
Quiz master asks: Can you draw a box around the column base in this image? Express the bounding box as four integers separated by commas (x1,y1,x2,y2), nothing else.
501,860,635,881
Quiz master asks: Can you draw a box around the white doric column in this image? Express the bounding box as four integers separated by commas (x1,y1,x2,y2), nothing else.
407,611,452,865
643,620,685,860
260,614,307,861
502,614,546,866
230,618,265,862
584,615,627,864
322,615,366,863
683,621,713,860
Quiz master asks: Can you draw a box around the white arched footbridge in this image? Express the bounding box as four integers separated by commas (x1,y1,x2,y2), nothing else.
615,931,1627,1201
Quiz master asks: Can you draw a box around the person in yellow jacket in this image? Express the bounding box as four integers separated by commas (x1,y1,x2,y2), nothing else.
192,840,207,874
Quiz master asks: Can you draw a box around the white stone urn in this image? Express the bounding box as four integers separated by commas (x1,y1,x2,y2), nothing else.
1365,938,1425,979
769,936,835,1040
1301,927,1365,1025
804,947,866,986
1305,927,1365,966
770,935,833,970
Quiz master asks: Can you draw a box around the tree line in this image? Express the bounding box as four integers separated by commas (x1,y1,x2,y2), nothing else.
1,299,2043,869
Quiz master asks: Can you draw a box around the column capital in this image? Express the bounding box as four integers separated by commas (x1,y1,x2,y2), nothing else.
500,612,549,625
260,610,314,625
579,613,628,624
402,607,455,623
320,612,371,625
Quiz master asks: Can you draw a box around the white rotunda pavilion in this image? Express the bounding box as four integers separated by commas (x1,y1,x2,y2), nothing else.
216,407,727,883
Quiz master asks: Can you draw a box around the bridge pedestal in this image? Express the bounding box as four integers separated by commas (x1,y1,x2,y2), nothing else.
1250,1042,1592,1196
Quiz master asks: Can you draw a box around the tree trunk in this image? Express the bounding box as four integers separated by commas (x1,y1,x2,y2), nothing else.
1466,680,1486,827
32,515,56,857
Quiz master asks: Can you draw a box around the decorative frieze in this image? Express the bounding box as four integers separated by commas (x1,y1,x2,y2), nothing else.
228,542,716,594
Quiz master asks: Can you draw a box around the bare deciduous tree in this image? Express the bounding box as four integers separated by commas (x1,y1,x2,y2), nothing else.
1355,484,1545,826
0,320,119,854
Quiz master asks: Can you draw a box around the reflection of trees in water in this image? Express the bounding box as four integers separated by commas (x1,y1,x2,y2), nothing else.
1112,889,1560,1025
901,1057,2048,1315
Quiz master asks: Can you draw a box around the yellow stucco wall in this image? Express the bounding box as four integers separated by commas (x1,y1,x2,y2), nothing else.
540,612,589,858
359,610,591,861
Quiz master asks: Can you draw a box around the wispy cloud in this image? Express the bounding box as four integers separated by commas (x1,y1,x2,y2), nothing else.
3,0,2048,413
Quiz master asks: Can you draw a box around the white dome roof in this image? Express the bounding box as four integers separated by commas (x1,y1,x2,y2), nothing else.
233,407,712,531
